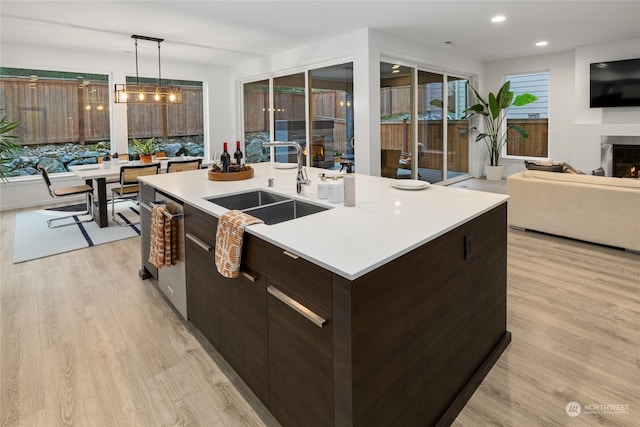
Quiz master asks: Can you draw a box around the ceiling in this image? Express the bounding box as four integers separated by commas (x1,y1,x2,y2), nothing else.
1,1,639,67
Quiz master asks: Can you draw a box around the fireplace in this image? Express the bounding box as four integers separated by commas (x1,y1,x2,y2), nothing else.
613,145,640,178
601,136,640,178
275,120,335,167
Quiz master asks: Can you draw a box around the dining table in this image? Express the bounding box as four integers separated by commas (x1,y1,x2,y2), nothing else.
69,156,209,228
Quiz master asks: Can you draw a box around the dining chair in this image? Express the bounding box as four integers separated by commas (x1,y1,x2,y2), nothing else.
38,164,95,228
98,154,131,183
97,153,130,163
167,158,202,173
111,163,160,226
381,149,401,178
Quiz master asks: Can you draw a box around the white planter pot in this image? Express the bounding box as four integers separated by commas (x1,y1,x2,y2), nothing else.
484,165,504,181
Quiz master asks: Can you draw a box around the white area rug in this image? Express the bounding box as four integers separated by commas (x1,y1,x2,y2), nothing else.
13,201,140,263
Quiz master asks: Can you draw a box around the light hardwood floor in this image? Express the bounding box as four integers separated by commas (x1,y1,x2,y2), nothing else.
2,186,639,426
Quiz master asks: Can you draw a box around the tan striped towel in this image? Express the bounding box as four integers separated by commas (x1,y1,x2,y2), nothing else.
149,204,177,268
215,210,264,278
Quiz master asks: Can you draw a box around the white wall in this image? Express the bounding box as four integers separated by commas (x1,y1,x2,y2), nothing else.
0,42,232,210
484,36,640,177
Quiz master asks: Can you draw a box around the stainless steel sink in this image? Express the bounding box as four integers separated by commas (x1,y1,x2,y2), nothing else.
244,199,330,225
205,189,289,210
205,189,331,225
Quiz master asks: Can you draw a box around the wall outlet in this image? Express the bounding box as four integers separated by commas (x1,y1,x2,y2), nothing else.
464,233,473,260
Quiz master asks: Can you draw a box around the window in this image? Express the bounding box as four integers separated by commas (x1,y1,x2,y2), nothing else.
242,62,355,170
505,72,549,158
126,77,204,158
0,67,111,176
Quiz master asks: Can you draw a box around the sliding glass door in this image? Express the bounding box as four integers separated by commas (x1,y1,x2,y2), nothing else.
380,62,414,179
309,62,354,170
273,73,306,164
243,80,270,163
417,70,444,183
380,63,470,183
446,76,469,180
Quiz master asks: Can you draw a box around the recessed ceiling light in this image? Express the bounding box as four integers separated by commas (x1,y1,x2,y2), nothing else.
391,64,400,69
392,69,400,73
491,15,506,23
536,41,548,47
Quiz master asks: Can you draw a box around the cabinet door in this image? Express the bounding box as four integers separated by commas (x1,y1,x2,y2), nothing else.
218,228,269,405
266,244,334,427
218,263,268,405
184,204,219,348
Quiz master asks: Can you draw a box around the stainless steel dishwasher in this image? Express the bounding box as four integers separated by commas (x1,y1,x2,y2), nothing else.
141,191,187,320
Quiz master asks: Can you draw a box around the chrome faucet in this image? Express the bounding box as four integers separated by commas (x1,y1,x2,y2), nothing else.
263,141,311,194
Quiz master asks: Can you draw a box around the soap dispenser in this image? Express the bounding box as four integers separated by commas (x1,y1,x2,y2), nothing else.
328,176,343,204
344,170,355,207
317,173,328,199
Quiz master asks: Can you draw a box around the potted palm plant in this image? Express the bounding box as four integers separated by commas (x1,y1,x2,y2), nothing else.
0,114,20,181
131,137,156,163
464,81,537,181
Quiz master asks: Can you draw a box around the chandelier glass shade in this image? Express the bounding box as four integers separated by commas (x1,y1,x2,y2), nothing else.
114,35,182,104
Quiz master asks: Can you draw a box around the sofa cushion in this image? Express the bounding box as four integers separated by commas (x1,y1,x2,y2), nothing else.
522,170,640,189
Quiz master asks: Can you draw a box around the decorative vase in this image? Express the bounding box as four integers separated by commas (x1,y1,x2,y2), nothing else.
484,165,504,181
139,154,153,163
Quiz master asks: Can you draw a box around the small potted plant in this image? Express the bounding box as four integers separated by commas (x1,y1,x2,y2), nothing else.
131,137,155,163
464,81,537,181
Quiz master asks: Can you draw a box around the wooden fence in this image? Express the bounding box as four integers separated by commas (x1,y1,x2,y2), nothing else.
381,120,469,172
506,119,548,157
0,77,203,145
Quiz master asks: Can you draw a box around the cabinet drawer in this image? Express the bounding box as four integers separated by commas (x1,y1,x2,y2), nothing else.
266,242,332,318
184,204,217,246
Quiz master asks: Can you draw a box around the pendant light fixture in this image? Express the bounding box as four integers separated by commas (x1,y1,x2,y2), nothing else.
114,35,183,104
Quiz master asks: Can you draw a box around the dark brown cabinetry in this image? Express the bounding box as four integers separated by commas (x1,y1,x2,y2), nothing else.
184,203,220,348
177,202,509,427
216,223,269,406
266,243,334,427
184,210,269,405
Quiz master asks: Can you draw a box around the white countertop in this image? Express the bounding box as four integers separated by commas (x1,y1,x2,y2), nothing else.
139,163,508,280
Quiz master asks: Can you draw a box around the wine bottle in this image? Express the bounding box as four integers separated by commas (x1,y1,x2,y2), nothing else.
234,140,243,165
221,142,231,172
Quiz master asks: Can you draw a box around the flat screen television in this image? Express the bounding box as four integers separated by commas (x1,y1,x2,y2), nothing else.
590,58,640,108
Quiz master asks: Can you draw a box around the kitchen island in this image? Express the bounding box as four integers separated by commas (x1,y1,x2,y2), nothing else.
139,163,510,427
